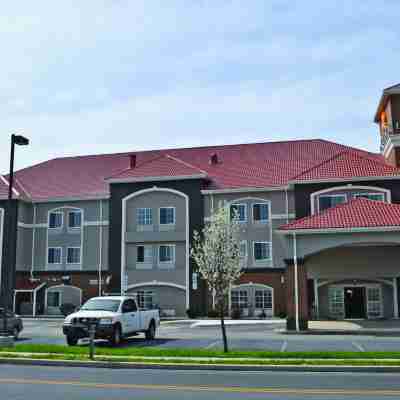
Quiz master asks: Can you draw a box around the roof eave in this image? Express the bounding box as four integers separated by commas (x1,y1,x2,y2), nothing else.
290,175,400,185
107,173,208,184
277,226,400,235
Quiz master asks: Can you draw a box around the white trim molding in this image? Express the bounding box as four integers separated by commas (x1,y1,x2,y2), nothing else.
201,186,289,195
83,220,109,227
310,185,391,215
292,175,400,185
121,187,190,310
126,281,187,292
278,226,400,235
108,174,207,184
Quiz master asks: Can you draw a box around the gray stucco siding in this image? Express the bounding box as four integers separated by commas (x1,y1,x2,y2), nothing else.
125,191,186,233
82,226,101,271
33,228,47,270
125,231,185,243
18,202,33,224
15,227,33,271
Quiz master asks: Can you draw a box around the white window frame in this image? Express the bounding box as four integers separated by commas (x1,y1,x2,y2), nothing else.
158,244,176,267
67,210,82,229
137,290,154,309
159,207,176,226
136,208,153,226
252,203,270,224
230,203,247,223
317,194,347,213
136,245,153,269
47,247,62,265
252,241,272,263
239,240,248,268
48,211,63,230
66,247,81,265
366,286,383,319
353,192,385,202
254,288,273,311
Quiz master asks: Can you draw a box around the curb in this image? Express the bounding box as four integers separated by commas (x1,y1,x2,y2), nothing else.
1,357,400,373
282,330,400,337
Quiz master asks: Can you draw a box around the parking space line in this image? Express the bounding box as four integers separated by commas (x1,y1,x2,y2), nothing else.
280,340,288,352
352,341,365,352
204,340,220,349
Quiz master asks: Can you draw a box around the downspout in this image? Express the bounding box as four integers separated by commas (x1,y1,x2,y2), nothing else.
98,200,103,296
293,232,300,332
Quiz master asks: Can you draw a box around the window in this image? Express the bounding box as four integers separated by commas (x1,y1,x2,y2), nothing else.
159,207,175,225
367,287,382,318
48,248,62,264
68,210,82,228
137,291,153,309
47,291,61,307
49,212,63,229
67,247,81,264
328,287,344,318
255,289,273,310
122,299,137,313
239,241,247,268
137,208,152,225
252,203,269,223
137,245,153,264
158,245,175,264
230,204,246,222
318,194,347,212
231,290,248,310
353,193,385,202
253,242,271,262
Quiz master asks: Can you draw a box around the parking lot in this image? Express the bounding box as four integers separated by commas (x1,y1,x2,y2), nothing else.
18,318,400,352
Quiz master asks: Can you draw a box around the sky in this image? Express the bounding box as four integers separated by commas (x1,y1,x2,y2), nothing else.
1,1,399,174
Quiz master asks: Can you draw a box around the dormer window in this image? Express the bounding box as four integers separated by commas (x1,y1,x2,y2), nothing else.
318,194,347,213
353,192,385,202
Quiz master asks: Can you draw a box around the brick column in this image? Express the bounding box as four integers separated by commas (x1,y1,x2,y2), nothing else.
284,258,308,331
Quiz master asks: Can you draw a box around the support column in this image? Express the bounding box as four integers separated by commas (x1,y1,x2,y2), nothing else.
33,290,37,317
393,277,399,319
285,257,308,331
314,278,319,319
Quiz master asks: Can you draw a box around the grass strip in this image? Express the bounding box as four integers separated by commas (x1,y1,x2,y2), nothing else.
1,352,400,366
2,344,400,360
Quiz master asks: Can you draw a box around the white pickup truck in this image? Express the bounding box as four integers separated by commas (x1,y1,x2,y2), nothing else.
62,296,160,346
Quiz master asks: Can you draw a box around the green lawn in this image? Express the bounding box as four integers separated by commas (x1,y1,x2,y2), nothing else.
3,344,400,360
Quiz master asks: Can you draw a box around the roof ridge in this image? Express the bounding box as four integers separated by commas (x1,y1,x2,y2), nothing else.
165,154,208,175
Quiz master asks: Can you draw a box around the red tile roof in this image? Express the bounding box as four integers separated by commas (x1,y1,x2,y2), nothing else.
279,198,400,231
0,139,397,201
107,154,207,181
292,150,400,182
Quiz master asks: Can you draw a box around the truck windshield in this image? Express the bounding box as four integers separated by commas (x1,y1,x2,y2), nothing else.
81,299,121,312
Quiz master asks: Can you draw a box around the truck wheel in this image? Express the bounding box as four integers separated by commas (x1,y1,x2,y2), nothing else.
110,324,122,346
66,335,78,346
145,321,156,340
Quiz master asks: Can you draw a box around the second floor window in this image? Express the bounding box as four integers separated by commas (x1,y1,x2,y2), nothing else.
137,245,153,264
230,204,247,222
159,207,175,225
137,208,152,225
67,247,81,264
253,242,271,262
159,245,175,263
252,203,269,223
49,212,63,229
48,247,62,264
68,211,82,228
318,194,346,213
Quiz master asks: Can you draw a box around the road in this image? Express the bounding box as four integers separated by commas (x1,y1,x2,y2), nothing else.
2,364,400,399
20,319,400,352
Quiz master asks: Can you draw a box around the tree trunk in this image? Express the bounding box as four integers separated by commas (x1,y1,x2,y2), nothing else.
220,298,228,353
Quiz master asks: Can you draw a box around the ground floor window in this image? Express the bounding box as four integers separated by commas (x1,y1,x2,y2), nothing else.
255,289,272,310
328,287,344,318
137,290,153,309
367,287,382,318
47,291,61,308
231,290,248,310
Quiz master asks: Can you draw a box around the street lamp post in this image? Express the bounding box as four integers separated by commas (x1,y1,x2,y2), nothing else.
1,134,29,338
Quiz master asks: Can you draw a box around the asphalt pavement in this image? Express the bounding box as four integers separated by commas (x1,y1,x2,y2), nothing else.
2,364,400,399
18,319,400,352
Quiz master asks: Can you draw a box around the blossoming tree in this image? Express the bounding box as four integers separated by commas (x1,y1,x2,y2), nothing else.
191,206,242,352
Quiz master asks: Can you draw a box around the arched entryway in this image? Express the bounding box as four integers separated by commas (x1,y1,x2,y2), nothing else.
230,283,274,317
